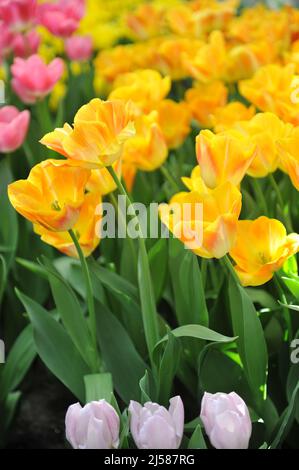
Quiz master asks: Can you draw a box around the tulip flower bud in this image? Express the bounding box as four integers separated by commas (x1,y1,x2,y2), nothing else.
65,400,120,449
129,396,184,449
200,392,252,449
0,106,30,153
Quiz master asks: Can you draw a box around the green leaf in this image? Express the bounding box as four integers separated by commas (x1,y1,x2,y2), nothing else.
228,278,268,407
41,257,97,371
84,373,113,403
270,383,299,448
169,238,209,327
96,301,148,403
281,276,299,299
158,330,181,405
0,391,21,443
16,289,89,402
188,424,207,449
0,324,36,402
0,255,7,304
0,157,18,269
139,370,153,403
149,238,168,301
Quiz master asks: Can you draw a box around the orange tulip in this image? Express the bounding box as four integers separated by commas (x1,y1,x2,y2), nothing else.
156,99,191,150
87,160,122,197
160,181,242,259
34,192,101,258
109,69,171,115
126,4,165,40
278,126,299,190
94,45,137,83
229,217,299,286
8,159,90,231
196,129,256,189
40,99,135,169
211,102,255,133
185,80,228,128
122,111,168,172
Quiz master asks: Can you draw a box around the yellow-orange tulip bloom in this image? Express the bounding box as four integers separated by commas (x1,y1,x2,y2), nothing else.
86,160,122,197
109,69,171,115
8,159,90,232
211,102,255,133
34,192,101,258
196,129,256,189
122,111,168,172
278,126,299,191
126,4,165,40
233,112,293,178
156,99,191,150
159,181,242,259
181,165,211,195
122,162,137,193
229,217,299,286
185,80,228,128
239,64,299,125
40,99,135,169
94,45,137,83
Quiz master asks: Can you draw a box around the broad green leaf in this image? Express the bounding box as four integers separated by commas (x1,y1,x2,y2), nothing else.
0,157,18,269
229,278,268,407
246,288,278,310
0,391,21,445
270,383,299,448
169,238,209,327
188,424,207,449
17,289,89,402
96,301,148,403
139,370,153,403
149,238,168,301
158,330,181,405
0,255,7,304
0,324,36,402
84,373,113,403
281,276,299,299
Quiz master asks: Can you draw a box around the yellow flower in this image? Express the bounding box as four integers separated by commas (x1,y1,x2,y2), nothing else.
278,126,299,191
181,165,211,195
8,160,90,232
122,162,138,193
126,4,165,40
196,129,256,189
159,181,242,259
229,217,299,286
109,69,171,114
211,101,255,133
233,112,293,178
185,80,228,128
239,64,299,125
34,192,101,258
40,99,136,169
156,99,191,149
122,111,168,172
94,45,136,83
87,160,122,197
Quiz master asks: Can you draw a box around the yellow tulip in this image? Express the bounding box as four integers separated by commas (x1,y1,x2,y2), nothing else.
229,217,299,286
87,160,122,197
196,129,256,189
278,126,299,191
211,101,255,133
40,99,136,169
181,165,211,195
160,181,242,259
126,4,165,40
8,159,90,232
122,111,168,172
34,192,101,258
156,99,191,150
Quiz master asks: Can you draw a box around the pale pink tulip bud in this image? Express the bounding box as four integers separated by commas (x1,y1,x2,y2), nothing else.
13,30,40,58
200,392,252,449
65,35,92,62
0,106,30,153
0,0,38,32
129,396,184,449
11,54,64,104
38,0,85,38
65,400,120,450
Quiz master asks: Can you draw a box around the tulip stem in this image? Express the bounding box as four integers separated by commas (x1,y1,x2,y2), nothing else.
269,174,293,233
160,165,181,193
251,177,268,216
107,165,160,366
273,273,292,341
68,229,100,372
222,255,240,284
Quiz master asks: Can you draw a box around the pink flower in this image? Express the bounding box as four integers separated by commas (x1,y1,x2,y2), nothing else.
11,54,64,104
65,35,92,62
0,22,15,60
38,0,85,38
200,392,252,449
0,106,30,153
129,396,184,449
13,29,40,58
0,0,37,32
65,400,120,449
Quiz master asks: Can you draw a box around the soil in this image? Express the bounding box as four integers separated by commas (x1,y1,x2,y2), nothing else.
6,359,74,449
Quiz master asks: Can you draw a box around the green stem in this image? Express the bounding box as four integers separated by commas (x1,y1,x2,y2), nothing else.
160,165,181,193
274,273,292,341
35,98,53,139
201,259,208,290
222,254,240,284
107,165,160,364
68,229,99,372
269,174,293,232
23,141,34,168
250,177,268,215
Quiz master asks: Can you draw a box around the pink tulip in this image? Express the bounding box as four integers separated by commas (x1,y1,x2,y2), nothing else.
0,23,15,61
38,0,85,38
65,35,92,62
11,54,64,104
0,0,37,32
65,400,120,449
0,106,30,153
129,396,184,449
13,30,40,58
200,392,252,449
